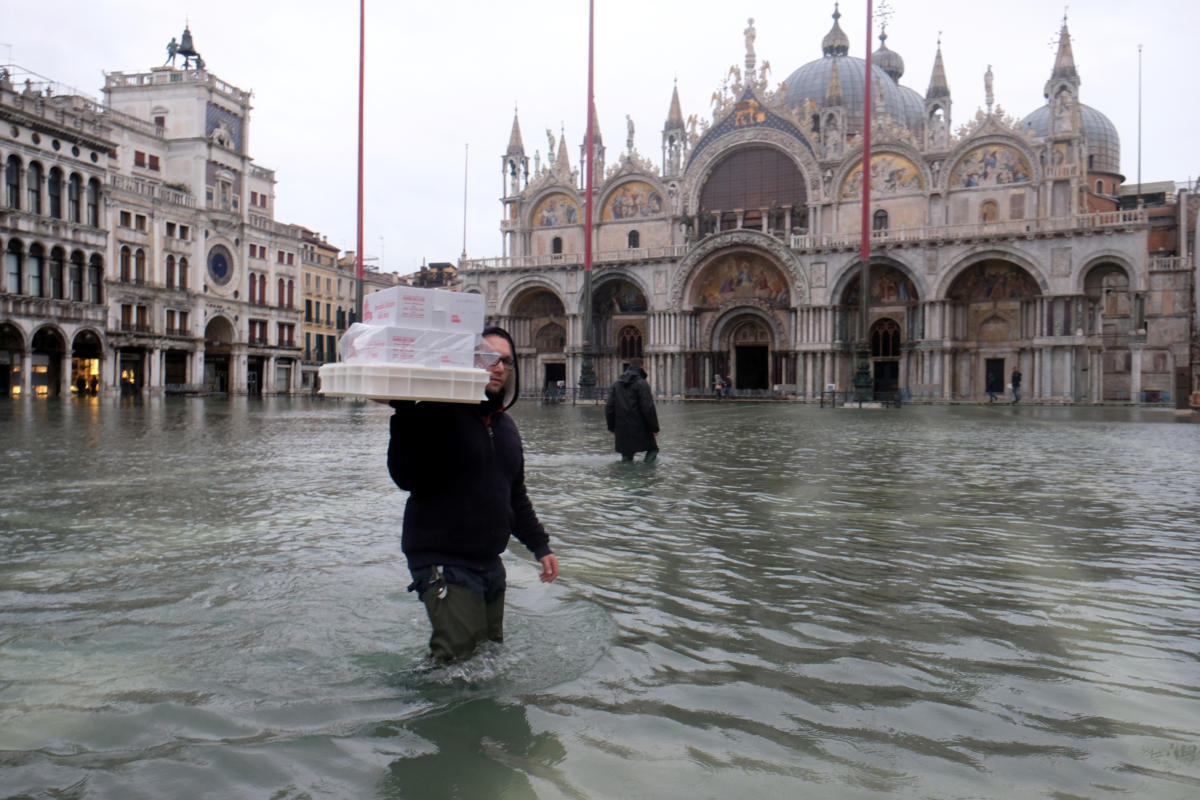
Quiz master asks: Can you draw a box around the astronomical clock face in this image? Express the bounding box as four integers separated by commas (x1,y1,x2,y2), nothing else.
206,244,235,290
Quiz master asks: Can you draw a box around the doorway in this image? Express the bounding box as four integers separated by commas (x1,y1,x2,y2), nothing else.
985,358,1006,397
873,360,899,393
735,345,769,390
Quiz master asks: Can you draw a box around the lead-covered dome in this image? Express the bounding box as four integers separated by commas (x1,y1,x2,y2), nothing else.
782,8,925,135
1020,103,1121,175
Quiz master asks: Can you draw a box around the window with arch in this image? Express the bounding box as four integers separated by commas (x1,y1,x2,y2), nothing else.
67,174,82,222
286,279,294,308
49,247,65,299
872,209,889,230
178,257,189,290
258,274,267,305
4,240,22,294
86,178,100,226
980,200,998,223
29,244,44,297
249,273,257,304
119,246,132,282
277,277,285,307
166,255,176,289
6,155,21,209
870,318,901,358
27,162,42,214
552,236,563,255
87,254,103,303
69,251,84,301
134,249,146,283
627,230,640,248
1095,180,1103,193
48,167,62,219
618,325,643,360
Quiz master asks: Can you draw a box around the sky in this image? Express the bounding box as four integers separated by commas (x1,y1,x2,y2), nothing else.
5,0,1195,274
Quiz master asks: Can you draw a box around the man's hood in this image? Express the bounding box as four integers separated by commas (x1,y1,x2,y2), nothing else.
481,325,519,412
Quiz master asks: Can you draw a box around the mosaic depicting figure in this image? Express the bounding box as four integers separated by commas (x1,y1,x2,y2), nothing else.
602,182,665,221
840,154,924,199
950,145,1032,188
843,265,919,305
533,193,580,227
593,280,648,314
691,254,790,309
948,262,1041,302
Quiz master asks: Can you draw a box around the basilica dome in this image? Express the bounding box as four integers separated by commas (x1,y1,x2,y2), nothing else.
1020,103,1121,175
781,9,926,135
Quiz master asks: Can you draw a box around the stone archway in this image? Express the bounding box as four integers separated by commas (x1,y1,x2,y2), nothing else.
1083,262,1135,401
31,327,67,398
0,322,24,397
727,315,772,390
945,259,1041,398
204,316,236,393
72,329,104,395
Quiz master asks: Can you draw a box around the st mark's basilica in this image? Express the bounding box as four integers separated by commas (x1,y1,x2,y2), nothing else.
459,8,1195,404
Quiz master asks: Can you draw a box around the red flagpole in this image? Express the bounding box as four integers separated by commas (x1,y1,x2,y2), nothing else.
860,0,872,265
584,0,594,273
356,0,365,317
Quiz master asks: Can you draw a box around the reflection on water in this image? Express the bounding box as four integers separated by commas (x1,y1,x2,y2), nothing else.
1,397,1199,798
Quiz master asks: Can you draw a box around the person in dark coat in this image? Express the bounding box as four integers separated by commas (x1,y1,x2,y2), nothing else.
1010,367,1023,404
605,357,660,463
387,326,559,662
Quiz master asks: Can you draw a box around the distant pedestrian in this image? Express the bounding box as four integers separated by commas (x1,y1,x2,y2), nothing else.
986,373,1000,403
606,357,660,463
1010,367,1022,404
713,374,724,398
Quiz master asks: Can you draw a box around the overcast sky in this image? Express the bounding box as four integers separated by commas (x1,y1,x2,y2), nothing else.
5,0,1195,273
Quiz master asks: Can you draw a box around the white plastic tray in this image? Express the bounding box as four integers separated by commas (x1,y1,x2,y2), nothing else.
318,362,489,403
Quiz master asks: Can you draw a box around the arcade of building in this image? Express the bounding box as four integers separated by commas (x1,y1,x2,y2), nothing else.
460,10,1196,405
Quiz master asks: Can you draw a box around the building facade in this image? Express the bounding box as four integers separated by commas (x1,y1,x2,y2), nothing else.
1,27,308,397
299,228,350,392
459,12,1197,405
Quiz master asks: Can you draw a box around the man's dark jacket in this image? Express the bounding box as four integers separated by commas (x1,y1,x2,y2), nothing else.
387,329,550,571
605,366,659,455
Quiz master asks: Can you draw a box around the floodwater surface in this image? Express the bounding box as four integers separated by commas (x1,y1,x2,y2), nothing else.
1,397,1198,799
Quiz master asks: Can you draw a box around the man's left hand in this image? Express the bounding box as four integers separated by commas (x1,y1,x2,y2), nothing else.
538,554,559,583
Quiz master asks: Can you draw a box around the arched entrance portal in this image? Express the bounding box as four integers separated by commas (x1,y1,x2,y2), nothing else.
839,263,920,396
728,316,772,391
511,287,566,394
534,321,566,398
592,278,647,384
1083,263,1136,401
946,259,1041,398
0,322,23,397
31,327,67,398
72,329,103,395
204,317,235,393
870,318,901,393
687,248,793,392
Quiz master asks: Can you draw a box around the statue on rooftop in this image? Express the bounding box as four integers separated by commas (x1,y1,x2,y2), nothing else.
165,37,179,66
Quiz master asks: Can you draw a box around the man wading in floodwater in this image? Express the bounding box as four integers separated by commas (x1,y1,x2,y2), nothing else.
386,326,559,662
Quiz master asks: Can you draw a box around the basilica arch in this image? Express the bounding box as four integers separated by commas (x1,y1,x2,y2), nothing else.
679,238,798,392
831,256,923,396
942,254,1043,399
204,316,235,393
1081,258,1140,401
507,283,568,393
30,325,68,398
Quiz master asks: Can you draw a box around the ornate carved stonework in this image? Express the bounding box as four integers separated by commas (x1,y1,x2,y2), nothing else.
669,229,808,310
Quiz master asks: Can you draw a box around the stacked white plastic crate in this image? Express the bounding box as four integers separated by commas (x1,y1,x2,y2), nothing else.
318,286,490,402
